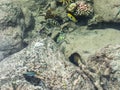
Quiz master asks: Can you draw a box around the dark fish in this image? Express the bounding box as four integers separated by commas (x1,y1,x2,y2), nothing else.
23,71,43,86
69,52,83,66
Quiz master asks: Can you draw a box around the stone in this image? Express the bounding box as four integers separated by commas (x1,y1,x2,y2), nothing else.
0,0,36,61
0,26,24,61
0,37,95,90
0,0,26,61
88,0,120,28
0,0,23,30
87,44,120,90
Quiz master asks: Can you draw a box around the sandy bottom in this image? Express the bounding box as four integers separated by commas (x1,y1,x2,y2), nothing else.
61,26,120,61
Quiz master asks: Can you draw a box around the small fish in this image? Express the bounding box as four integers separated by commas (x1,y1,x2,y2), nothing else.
23,71,42,86
69,52,83,66
67,13,77,22
23,71,36,77
115,9,120,18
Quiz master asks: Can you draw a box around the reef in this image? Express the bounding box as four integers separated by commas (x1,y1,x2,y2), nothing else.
1,0,120,90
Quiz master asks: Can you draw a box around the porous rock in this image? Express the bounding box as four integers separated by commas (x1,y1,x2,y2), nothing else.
0,37,95,90
0,0,23,30
87,44,120,90
0,0,31,61
89,0,120,27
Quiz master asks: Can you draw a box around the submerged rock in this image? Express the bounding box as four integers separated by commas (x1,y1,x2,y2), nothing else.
87,44,120,90
88,0,120,28
0,37,96,90
0,26,24,61
93,0,120,22
62,27,120,61
0,0,26,61
0,36,120,90
0,0,23,30
0,0,36,61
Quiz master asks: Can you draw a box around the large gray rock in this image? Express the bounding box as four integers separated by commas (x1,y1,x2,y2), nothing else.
87,45,120,90
0,37,120,90
0,37,96,90
0,0,34,61
0,26,24,61
62,27,120,61
88,0,120,27
0,0,23,30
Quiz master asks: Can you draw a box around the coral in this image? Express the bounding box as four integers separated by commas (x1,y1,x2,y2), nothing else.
75,0,93,16
67,0,93,17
